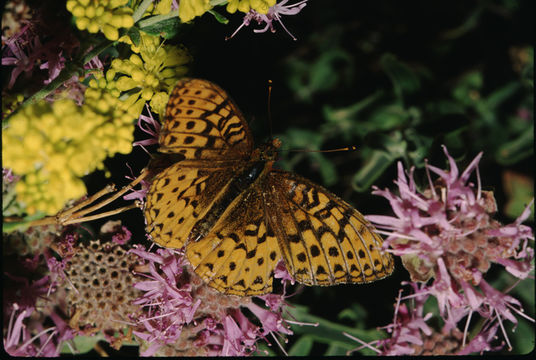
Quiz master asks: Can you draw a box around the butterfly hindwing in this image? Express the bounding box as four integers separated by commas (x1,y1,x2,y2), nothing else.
186,184,281,296
159,78,253,160
266,170,394,286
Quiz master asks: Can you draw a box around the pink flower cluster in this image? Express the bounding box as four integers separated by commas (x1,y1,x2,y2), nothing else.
350,146,534,355
228,0,308,40
128,246,294,356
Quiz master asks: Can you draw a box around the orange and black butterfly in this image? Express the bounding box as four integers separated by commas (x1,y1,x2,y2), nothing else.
144,78,394,296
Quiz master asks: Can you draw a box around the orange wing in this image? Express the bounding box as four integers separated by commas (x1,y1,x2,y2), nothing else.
265,170,394,286
158,78,253,160
185,181,281,296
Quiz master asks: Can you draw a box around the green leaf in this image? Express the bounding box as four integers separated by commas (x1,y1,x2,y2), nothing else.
425,99,466,115
322,90,384,138
380,53,420,101
287,49,353,103
126,27,141,47
483,81,521,110
132,0,154,22
366,104,413,133
501,170,534,220
352,150,395,192
404,129,433,167
325,342,351,355
451,71,485,109
288,305,385,356
139,16,183,39
288,335,314,356
441,7,483,39
495,124,534,165
443,126,469,153
208,9,229,24
337,303,367,327
60,334,105,354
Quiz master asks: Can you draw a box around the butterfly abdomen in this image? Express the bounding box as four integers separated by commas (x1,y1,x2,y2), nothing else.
188,160,268,243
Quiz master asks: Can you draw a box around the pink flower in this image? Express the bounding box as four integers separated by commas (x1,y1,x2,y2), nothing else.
129,247,200,355
228,0,308,41
133,104,161,153
2,24,39,88
3,167,18,183
4,305,38,356
3,303,70,357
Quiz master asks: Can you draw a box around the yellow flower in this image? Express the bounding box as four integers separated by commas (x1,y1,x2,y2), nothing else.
66,0,134,41
178,0,212,22
2,88,135,215
132,0,173,16
1,93,24,120
96,33,191,117
226,0,276,14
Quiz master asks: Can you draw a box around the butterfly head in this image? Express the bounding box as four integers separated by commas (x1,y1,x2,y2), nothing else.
258,138,281,161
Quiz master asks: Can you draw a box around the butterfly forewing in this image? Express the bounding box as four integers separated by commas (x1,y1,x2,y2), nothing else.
266,170,394,286
159,78,253,160
145,163,239,249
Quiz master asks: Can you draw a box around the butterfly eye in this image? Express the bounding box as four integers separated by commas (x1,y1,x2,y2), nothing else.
264,149,274,159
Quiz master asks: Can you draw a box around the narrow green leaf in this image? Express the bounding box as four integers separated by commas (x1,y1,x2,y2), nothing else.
208,9,229,24
484,81,521,110
132,0,154,22
288,305,385,355
323,90,383,125
380,53,420,100
138,15,183,39
495,125,534,165
352,150,395,192
126,27,141,47
288,335,314,356
325,343,351,356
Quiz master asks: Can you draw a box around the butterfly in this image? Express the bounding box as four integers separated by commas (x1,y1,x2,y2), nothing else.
144,78,394,296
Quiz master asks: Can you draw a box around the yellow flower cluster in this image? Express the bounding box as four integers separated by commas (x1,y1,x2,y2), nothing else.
178,0,212,23
2,88,135,215
226,0,276,14
66,0,134,41
2,93,24,120
92,34,191,117
178,0,276,22
138,0,173,16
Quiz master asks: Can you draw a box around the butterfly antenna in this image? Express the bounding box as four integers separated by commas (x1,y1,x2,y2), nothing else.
283,146,358,153
267,79,273,139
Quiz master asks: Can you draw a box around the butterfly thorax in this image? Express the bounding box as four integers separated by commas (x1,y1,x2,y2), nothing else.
188,139,281,243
